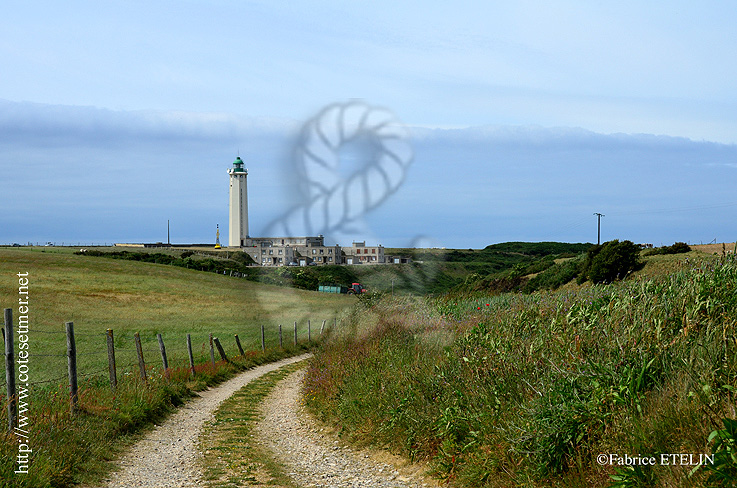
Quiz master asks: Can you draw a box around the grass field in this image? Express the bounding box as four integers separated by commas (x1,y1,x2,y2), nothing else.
0,246,353,384
0,247,354,487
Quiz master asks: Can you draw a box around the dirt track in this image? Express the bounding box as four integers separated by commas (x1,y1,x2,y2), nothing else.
94,355,310,488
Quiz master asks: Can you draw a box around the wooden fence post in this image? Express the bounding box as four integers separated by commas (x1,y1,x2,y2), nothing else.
279,324,283,348
261,325,265,352
320,319,326,335
293,321,297,346
5,309,16,431
186,334,195,376
157,333,169,380
134,332,147,382
213,337,229,363
209,333,216,367
234,334,245,357
106,329,117,390
66,321,78,415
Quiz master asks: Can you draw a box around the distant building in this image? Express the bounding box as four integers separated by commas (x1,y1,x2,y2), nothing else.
385,255,413,264
248,240,296,266
343,241,385,264
240,235,338,266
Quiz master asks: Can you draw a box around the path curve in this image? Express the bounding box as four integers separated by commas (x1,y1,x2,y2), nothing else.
257,369,434,488
97,354,311,488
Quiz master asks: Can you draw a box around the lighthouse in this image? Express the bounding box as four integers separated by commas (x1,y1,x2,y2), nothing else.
228,156,249,247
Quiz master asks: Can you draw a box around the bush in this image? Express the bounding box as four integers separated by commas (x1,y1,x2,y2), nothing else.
230,251,255,265
643,242,692,256
523,256,582,292
667,242,691,254
579,240,642,284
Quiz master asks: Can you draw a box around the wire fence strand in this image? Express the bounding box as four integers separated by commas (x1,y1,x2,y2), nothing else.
29,375,70,386
78,368,109,379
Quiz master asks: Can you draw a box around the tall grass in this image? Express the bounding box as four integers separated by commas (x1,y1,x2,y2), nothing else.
304,255,737,487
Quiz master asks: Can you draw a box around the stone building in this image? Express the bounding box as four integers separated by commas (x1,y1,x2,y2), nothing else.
343,241,385,264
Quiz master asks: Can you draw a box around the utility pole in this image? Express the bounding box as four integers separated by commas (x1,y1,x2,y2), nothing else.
594,213,605,245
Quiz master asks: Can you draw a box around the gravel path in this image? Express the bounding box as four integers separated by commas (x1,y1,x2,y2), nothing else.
257,369,435,488
96,354,311,488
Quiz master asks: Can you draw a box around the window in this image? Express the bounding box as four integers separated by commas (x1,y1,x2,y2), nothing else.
278,249,283,255
312,249,317,254
269,250,273,255
320,249,324,254
372,249,376,253
329,256,333,262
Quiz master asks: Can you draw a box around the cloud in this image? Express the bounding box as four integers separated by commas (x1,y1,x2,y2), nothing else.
1,100,736,247
0,99,297,147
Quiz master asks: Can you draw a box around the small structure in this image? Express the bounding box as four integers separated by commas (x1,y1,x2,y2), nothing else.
214,224,222,249
386,255,413,264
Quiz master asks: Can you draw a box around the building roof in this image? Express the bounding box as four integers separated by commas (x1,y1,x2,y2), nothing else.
230,156,247,173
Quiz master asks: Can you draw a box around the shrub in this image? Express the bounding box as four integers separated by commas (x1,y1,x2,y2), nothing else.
523,256,583,292
667,241,691,254
579,240,642,284
230,251,255,265
643,242,692,256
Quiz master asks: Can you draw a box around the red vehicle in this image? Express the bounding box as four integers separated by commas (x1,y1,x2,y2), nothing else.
347,282,367,295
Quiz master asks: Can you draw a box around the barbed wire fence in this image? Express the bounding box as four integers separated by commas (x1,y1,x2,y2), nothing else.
2,306,333,430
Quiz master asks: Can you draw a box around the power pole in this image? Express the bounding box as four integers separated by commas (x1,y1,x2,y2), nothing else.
594,213,605,245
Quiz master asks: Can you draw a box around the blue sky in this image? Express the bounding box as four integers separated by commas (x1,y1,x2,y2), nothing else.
2,1,736,248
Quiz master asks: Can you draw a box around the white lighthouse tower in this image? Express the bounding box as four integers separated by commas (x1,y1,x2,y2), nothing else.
228,156,249,247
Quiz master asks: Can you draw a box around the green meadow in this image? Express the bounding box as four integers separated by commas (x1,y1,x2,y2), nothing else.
0,247,352,487
0,247,352,383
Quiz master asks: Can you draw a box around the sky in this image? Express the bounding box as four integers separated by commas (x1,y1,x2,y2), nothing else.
2,1,737,249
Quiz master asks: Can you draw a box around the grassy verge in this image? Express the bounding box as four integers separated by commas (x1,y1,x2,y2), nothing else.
304,254,737,487
199,361,306,488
